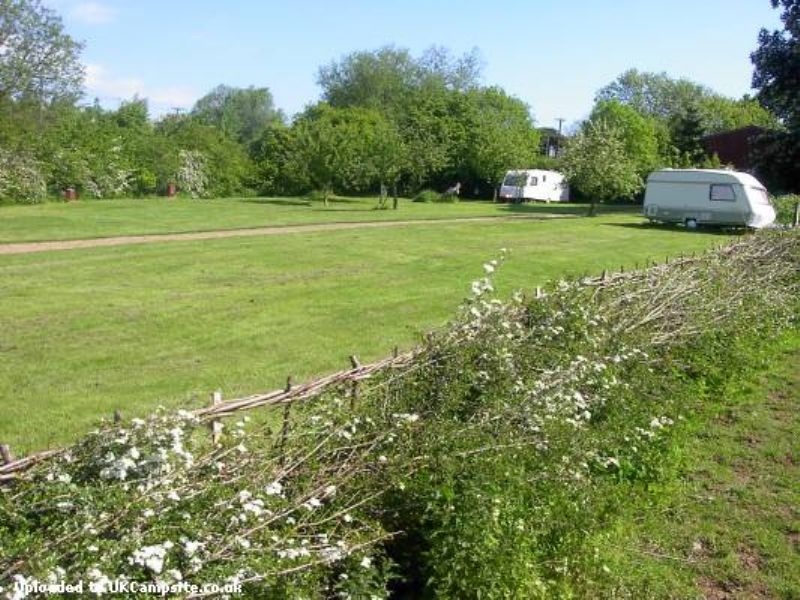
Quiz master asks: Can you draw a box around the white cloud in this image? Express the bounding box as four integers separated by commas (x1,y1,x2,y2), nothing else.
83,63,199,115
148,86,199,108
85,63,144,98
70,2,116,25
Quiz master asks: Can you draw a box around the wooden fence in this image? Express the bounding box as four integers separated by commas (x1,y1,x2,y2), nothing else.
0,349,415,482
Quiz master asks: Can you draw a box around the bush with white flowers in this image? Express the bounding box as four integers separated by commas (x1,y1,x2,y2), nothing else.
0,148,47,204
174,149,209,198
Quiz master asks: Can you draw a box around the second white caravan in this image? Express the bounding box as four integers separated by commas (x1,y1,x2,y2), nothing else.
643,169,776,229
499,170,570,202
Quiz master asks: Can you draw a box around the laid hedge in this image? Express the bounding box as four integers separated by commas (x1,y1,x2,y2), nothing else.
1,232,797,599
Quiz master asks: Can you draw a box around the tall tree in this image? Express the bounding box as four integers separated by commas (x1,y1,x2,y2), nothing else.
317,45,483,115
317,46,420,114
293,104,393,205
670,103,708,164
750,0,800,191
191,85,283,147
561,120,642,216
589,100,662,177
595,69,711,121
751,0,800,128
696,95,778,134
463,87,540,200
0,0,84,103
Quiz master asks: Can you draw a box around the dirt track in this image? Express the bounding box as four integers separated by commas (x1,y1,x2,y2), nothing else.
0,214,573,256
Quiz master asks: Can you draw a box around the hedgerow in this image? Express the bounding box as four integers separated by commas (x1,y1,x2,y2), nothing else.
0,232,797,598
773,193,799,225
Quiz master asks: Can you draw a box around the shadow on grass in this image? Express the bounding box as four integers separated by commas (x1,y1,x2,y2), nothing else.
238,198,312,207
606,221,746,237
497,202,642,216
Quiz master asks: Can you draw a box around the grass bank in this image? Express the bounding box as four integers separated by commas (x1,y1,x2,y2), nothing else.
589,332,800,598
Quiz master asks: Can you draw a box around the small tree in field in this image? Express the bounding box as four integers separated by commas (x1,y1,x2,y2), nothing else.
561,120,642,216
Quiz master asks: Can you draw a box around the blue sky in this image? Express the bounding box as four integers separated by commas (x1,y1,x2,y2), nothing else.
49,0,782,128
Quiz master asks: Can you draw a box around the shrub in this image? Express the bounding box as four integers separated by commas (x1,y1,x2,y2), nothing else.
773,194,799,225
412,189,441,203
0,148,47,204
174,150,209,199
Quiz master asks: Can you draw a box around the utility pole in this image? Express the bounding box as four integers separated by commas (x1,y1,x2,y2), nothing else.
554,118,566,156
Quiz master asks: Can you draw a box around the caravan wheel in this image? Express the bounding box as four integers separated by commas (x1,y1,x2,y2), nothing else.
685,218,698,230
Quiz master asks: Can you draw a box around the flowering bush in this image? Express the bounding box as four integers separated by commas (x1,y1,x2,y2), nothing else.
174,150,209,199
0,232,797,599
0,149,47,204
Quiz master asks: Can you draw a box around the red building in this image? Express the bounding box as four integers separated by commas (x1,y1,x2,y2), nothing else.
700,126,767,171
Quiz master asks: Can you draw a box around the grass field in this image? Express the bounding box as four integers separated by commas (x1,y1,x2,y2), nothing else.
0,196,606,243
598,333,800,597
0,206,732,453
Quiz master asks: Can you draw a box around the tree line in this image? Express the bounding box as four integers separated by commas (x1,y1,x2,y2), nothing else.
0,0,796,204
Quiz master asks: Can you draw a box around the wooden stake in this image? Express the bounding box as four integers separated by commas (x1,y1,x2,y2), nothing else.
0,444,13,465
793,201,800,228
210,391,223,445
279,377,292,466
350,355,361,410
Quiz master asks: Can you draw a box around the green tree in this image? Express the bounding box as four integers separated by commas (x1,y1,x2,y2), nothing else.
751,0,800,191
367,116,406,208
318,46,420,114
669,103,708,165
157,114,254,197
597,69,777,136
751,0,800,128
396,86,467,191
293,104,390,205
697,95,778,134
595,69,711,121
0,0,84,104
251,124,309,196
589,99,662,177
191,85,283,147
317,45,483,115
463,87,540,200
561,120,642,216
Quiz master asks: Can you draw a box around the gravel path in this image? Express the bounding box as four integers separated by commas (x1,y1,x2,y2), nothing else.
0,214,573,256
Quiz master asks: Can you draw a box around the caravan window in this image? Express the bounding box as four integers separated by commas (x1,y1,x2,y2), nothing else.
503,173,527,187
529,176,538,186
710,184,736,201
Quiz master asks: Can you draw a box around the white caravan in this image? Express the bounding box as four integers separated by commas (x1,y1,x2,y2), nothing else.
499,169,570,202
643,169,775,229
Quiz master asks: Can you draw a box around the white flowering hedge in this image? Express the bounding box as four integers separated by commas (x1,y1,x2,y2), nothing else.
0,149,47,204
0,232,798,598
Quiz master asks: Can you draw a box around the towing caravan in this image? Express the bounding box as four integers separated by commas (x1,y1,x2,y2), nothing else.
643,169,775,229
498,169,569,202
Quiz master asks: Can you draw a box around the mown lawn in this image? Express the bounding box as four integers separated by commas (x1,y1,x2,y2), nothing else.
593,333,800,598
0,196,601,243
0,213,731,453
